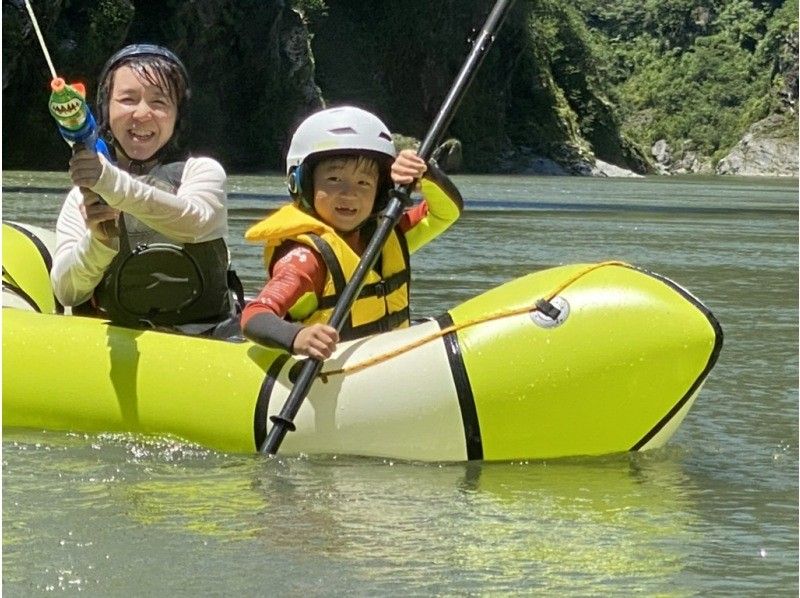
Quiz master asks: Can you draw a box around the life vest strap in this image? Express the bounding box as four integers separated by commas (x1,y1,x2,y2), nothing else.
340,307,410,341
316,269,409,310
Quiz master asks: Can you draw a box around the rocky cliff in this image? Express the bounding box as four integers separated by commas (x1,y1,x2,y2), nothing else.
2,0,649,174
2,0,795,176
3,0,324,171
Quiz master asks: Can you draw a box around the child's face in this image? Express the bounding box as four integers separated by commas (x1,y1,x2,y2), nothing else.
312,157,379,232
108,65,177,162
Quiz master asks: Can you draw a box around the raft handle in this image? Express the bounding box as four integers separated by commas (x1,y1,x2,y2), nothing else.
531,296,570,328
535,298,562,320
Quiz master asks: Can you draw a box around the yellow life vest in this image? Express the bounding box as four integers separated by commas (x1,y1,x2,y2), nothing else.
245,204,410,340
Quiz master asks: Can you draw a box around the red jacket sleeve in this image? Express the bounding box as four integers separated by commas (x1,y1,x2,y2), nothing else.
398,202,429,233
241,242,327,328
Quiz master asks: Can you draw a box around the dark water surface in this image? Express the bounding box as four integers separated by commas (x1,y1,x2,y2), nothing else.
3,172,798,595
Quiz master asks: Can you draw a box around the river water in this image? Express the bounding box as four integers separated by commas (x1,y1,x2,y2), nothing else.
2,171,797,595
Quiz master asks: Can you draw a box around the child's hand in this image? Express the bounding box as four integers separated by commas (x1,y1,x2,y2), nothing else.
391,149,427,186
293,323,340,360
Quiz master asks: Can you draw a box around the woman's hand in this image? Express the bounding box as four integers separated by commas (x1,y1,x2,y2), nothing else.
69,147,104,188
70,148,118,243
391,149,427,186
79,191,119,245
292,323,340,360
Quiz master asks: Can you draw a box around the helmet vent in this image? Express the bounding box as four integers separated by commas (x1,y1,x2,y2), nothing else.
285,106,397,176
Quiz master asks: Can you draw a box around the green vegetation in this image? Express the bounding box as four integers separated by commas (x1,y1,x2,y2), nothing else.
3,0,794,172
577,0,798,162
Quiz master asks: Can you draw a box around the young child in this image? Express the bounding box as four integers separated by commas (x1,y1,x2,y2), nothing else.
242,105,463,359
50,44,241,337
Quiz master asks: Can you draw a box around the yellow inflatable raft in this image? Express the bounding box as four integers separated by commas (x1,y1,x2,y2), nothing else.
2,221,722,461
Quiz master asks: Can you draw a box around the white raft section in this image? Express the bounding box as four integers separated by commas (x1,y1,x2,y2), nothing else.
273,320,468,461
636,385,704,451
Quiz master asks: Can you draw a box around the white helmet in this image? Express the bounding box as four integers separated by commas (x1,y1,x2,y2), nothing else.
286,106,397,210
286,106,397,174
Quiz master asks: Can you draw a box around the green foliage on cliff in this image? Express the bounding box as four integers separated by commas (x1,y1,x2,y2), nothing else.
522,0,649,169
577,0,798,161
3,0,794,172
302,0,795,170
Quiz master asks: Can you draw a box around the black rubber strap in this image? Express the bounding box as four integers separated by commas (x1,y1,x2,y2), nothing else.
436,313,483,460
317,269,409,309
339,307,410,341
227,269,246,310
2,281,41,313
630,266,725,450
307,233,353,335
535,298,561,320
253,354,291,450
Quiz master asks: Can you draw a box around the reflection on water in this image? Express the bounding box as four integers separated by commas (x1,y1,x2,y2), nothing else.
4,432,702,594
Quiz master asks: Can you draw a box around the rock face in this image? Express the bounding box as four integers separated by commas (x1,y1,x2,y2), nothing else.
650,139,715,175
2,0,323,171
651,139,673,175
592,159,643,178
716,114,799,176
2,0,646,174
160,1,324,169
2,1,794,176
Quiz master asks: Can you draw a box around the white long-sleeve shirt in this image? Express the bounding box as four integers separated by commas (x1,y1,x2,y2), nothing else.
51,155,228,307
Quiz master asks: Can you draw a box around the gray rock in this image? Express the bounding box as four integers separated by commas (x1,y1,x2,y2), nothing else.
651,139,673,174
674,150,713,175
652,139,672,163
431,138,463,172
525,158,570,175
592,159,644,178
716,114,799,176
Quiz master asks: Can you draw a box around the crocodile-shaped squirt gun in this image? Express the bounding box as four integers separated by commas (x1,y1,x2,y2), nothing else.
49,77,117,235
48,77,111,159
24,0,114,234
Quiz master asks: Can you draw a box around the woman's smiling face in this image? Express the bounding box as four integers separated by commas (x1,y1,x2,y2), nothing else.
108,65,177,162
312,156,379,232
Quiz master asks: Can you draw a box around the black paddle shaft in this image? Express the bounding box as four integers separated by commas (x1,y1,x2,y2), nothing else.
260,0,517,455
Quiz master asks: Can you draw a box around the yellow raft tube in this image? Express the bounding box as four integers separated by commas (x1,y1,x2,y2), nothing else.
3,222,722,461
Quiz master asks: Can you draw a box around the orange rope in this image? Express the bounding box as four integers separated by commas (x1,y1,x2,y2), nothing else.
317,261,632,381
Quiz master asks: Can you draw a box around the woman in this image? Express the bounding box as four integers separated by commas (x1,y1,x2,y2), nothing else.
50,44,241,337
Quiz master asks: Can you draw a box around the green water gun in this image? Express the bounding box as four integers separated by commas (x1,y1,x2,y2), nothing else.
23,0,116,235
48,77,111,159
22,0,110,158
48,77,117,236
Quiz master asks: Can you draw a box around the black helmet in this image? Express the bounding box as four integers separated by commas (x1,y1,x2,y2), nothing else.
96,44,190,154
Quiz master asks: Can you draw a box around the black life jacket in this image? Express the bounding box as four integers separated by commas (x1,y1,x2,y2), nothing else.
93,162,236,329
